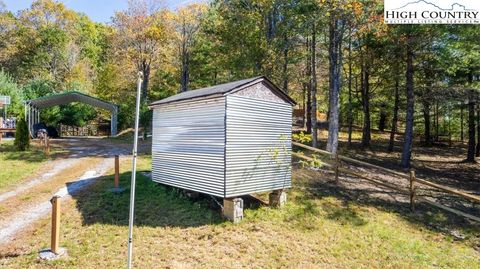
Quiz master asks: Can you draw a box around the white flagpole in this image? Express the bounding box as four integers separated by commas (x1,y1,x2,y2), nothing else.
127,72,143,269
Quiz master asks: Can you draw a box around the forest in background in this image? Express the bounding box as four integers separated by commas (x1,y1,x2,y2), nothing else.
0,0,479,168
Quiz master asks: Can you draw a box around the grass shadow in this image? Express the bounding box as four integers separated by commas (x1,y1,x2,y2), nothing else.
69,171,224,228
296,165,480,249
322,199,367,226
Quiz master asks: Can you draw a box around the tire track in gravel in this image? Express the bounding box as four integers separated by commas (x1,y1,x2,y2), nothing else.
0,157,113,244
0,158,83,203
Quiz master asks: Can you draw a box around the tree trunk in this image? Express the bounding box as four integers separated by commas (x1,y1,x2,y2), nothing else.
180,48,189,92
422,79,432,146
378,108,387,132
435,101,439,141
311,20,318,148
460,105,464,142
180,22,190,93
476,103,480,157
282,33,289,94
326,17,344,154
466,89,476,162
141,61,150,100
361,60,371,147
422,100,431,146
306,85,312,133
388,77,400,152
347,30,353,147
401,34,415,168
305,38,312,134
302,85,307,130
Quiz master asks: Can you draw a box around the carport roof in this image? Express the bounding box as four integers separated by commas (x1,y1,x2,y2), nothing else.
26,91,117,112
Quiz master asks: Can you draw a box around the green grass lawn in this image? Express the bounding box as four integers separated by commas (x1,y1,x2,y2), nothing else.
0,140,52,191
1,155,478,268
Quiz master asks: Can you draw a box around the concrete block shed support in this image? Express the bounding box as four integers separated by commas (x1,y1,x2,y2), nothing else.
223,198,243,223
269,190,287,208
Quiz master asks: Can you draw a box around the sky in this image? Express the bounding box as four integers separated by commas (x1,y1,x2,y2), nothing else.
2,0,201,23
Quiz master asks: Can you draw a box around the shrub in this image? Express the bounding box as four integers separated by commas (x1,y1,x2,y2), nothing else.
14,117,30,151
292,131,312,143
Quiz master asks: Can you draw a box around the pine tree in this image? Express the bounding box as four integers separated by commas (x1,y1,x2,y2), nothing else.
14,117,30,151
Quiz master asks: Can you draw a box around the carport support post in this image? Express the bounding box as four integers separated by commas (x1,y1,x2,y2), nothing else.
409,169,416,212
50,195,60,254
29,105,32,135
27,104,30,136
32,108,35,127
111,109,118,137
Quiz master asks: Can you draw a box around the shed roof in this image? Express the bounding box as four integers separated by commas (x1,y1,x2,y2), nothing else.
26,91,117,112
149,76,296,106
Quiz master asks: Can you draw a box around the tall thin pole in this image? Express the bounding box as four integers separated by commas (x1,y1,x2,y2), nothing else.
127,72,143,269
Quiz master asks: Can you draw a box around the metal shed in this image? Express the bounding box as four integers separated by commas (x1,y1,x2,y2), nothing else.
149,76,295,199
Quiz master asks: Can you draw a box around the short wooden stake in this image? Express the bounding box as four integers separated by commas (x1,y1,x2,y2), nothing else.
409,169,416,212
334,152,340,183
114,155,120,188
50,195,60,254
39,134,44,147
44,135,50,155
109,155,125,193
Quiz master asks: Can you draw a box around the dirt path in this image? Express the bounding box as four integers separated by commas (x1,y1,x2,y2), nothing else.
0,138,130,203
0,158,82,203
0,158,112,243
0,137,139,246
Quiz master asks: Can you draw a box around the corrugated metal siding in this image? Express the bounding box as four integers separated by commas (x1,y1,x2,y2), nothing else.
225,95,292,197
151,97,226,197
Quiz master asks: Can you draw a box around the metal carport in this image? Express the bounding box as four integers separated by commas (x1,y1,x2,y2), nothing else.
25,91,118,136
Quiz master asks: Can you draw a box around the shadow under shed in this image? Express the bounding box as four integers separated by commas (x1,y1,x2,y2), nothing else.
69,171,223,228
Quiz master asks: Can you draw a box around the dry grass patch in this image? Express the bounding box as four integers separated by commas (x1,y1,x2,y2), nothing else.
0,157,99,219
0,140,67,191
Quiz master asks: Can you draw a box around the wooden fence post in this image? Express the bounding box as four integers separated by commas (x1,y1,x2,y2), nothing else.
44,135,50,155
50,195,60,254
114,155,120,188
334,152,340,183
409,169,416,212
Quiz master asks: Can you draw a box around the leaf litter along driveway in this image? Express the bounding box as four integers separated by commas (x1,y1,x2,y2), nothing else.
0,138,134,245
